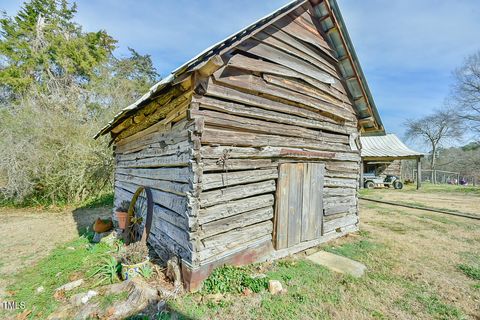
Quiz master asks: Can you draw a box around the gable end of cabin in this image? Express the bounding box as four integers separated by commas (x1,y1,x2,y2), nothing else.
106,0,378,291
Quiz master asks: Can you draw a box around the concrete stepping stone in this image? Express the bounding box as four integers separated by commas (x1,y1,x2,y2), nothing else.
306,251,366,278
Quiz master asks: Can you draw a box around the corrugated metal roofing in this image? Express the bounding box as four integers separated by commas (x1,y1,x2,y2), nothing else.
95,0,384,138
361,134,424,158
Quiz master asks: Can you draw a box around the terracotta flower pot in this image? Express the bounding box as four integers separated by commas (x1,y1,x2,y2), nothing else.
93,218,113,233
116,211,128,229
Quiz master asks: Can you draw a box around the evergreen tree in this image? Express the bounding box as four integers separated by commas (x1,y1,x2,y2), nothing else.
0,0,116,99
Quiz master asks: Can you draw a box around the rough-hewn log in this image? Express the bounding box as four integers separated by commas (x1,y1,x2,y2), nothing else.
192,109,349,144
199,206,273,239
262,74,355,115
253,31,339,84
115,174,192,196
236,39,337,89
114,180,190,216
116,150,192,168
201,220,273,250
116,92,192,141
225,53,347,105
199,180,276,208
198,194,275,225
194,95,354,135
324,177,358,188
202,169,278,190
116,140,192,161
151,203,190,230
200,146,360,162
115,119,193,154
151,212,193,251
201,128,351,153
213,68,356,122
205,80,350,127
324,214,358,233
116,167,194,184
196,234,272,265
203,158,276,172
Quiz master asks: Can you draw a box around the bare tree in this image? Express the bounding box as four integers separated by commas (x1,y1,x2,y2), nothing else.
404,108,463,183
452,51,480,134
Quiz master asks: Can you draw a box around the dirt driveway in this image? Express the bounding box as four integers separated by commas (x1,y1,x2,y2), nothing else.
0,206,111,296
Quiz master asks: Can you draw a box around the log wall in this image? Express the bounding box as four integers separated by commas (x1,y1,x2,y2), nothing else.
113,96,203,263
188,8,361,267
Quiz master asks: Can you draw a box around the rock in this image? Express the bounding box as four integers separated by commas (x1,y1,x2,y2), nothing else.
166,256,182,288
81,291,97,304
36,286,44,294
242,288,253,296
66,247,75,251
268,280,283,295
306,251,367,278
70,290,98,306
55,279,84,292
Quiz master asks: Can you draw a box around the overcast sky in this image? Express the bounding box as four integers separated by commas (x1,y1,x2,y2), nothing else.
2,0,479,144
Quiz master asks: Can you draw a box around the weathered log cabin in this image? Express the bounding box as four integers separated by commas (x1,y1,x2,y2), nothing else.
95,0,385,290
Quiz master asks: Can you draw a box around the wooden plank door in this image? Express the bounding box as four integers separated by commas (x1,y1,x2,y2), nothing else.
274,163,325,250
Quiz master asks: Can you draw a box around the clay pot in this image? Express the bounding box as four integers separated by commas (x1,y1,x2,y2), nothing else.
116,211,128,229
93,218,113,233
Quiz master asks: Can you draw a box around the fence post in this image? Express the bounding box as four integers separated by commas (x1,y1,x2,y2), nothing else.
416,157,422,190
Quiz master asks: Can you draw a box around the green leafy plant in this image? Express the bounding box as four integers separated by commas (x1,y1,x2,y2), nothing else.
457,264,480,280
139,264,154,279
202,265,269,294
91,256,121,286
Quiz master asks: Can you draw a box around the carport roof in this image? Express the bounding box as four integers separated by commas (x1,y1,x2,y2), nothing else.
360,134,424,159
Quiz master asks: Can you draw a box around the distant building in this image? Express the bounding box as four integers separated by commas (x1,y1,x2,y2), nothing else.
360,134,424,188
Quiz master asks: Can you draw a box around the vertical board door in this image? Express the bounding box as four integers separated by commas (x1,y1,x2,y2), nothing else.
274,163,325,250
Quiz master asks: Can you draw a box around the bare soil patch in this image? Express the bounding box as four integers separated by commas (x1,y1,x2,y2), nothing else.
0,206,110,297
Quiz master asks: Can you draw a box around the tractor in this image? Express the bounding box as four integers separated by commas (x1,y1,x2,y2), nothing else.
363,173,404,189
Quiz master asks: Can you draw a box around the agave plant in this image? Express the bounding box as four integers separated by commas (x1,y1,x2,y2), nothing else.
91,256,121,286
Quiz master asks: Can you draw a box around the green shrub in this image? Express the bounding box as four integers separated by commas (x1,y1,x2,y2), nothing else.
202,265,269,294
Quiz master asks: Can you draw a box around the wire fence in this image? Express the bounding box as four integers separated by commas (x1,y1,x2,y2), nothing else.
412,169,475,185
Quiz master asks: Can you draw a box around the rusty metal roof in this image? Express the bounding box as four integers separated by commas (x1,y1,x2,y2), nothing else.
95,0,384,138
361,134,424,159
